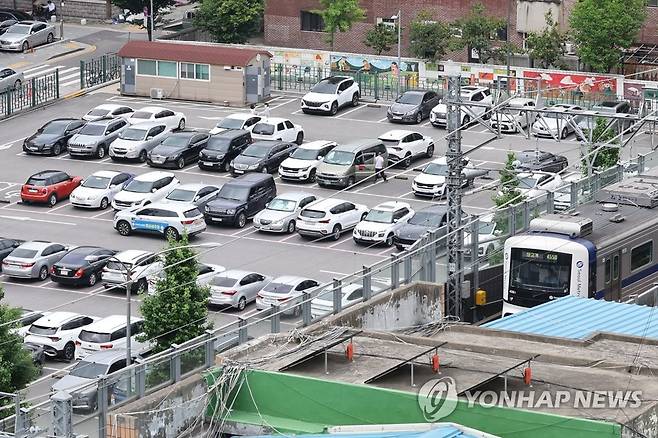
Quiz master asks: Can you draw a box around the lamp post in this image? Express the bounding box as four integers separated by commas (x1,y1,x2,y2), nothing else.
60,0,64,39
391,10,402,96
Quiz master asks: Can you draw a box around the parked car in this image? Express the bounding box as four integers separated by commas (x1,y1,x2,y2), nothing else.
68,117,129,159
311,284,383,318
204,173,276,228
75,316,147,360
198,130,252,172
21,170,82,207
0,66,22,90
24,312,98,361
514,150,568,173
70,171,134,210
147,131,210,169
111,171,179,210
514,171,564,198
83,104,134,122
114,202,206,240
301,76,360,115
490,97,537,133
14,309,49,338
0,10,34,31
230,140,297,175
577,100,634,136
0,237,23,269
463,215,502,259
50,246,116,287
388,90,441,124
109,122,170,163
412,157,485,198
251,117,304,144
378,130,434,167
0,21,55,51
353,201,414,247
393,205,448,251
316,140,388,188
2,241,67,280
128,106,186,131
209,113,262,135
161,183,220,210
101,250,162,294
253,192,318,234
531,104,583,139
279,140,337,182
147,263,225,295
430,86,493,128
208,269,272,310
256,276,320,315
297,198,368,241
23,118,85,156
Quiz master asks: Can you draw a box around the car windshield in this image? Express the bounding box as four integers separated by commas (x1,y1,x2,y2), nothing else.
7,24,30,34
124,180,154,193
242,144,270,158
424,163,447,176
216,117,245,129
323,150,354,166
10,248,37,258
381,139,401,147
519,177,540,189
82,176,110,189
206,138,230,152
131,111,154,120
40,120,70,135
252,123,275,135
290,148,320,160
409,211,442,227
218,185,249,202
79,124,105,136
365,209,394,224
268,198,297,212
396,93,422,105
264,282,293,294
161,136,188,148
211,276,238,287
78,330,111,343
166,189,195,202
119,128,148,141
300,209,325,219
311,81,338,94
70,360,109,379
479,221,496,234
26,177,47,186
105,261,131,271
29,324,57,335
87,108,110,117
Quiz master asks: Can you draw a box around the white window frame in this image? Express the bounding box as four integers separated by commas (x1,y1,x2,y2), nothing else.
179,62,211,82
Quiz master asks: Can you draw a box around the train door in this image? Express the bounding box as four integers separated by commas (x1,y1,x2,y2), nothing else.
604,251,622,301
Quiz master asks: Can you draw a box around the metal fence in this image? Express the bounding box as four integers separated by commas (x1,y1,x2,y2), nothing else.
0,71,59,119
80,53,120,90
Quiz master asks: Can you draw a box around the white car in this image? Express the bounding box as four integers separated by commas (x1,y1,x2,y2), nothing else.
83,104,134,122
515,171,564,199
128,106,186,131
24,312,98,361
531,104,583,139
208,269,272,310
101,250,163,294
301,76,360,115
111,171,179,210
251,117,304,144
311,284,383,318
491,97,537,133
253,192,318,233
209,113,262,135
114,202,206,240
412,156,486,198
378,130,434,167
147,263,225,295
353,201,414,247
75,315,147,360
278,140,337,182
463,215,502,259
70,171,134,210
297,198,369,241
256,275,320,315
430,86,493,128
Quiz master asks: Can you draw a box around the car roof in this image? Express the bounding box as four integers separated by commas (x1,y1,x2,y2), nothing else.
416,204,449,214
508,97,535,106
218,269,258,278
33,311,81,327
46,118,81,123
429,157,448,165
17,20,38,25
298,140,336,150
250,140,284,149
85,315,142,333
378,130,416,141
90,170,123,178
270,275,312,284
17,240,54,250
274,192,315,202
125,121,166,129
212,129,250,140
146,201,198,213
114,249,154,262
306,198,348,209
319,76,351,84
90,104,129,111
461,86,488,93
78,348,129,363
257,117,290,124
227,173,273,186
29,170,66,179
372,201,411,211
173,183,212,192
333,139,382,152
224,112,255,120
135,106,169,113
168,131,198,139
133,171,175,182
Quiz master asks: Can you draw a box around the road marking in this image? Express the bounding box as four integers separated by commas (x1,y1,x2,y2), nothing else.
91,209,113,218
59,67,79,75
0,215,76,226
335,105,367,119
0,137,26,150
25,65,65,79
28,363,77,387
377,117,389,123
319,270,348,276
269,98,298,110
328,235,351,248
60,80,80,87
23,63,55,74
47,201,71,212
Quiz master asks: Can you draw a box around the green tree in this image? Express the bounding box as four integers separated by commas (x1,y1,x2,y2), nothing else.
408,11,452,61
195,0,264,44
139,235,210,354
113,0,174,18
569,0,646,73
581,118,620,174
451,3,506,64
363,23,397,55
314,0,366,51
525,11,567,69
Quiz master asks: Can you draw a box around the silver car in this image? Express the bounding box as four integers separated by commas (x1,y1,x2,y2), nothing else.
109,122,170,163
0,21,55,51
2,241,68,280
253,192,318,234
0,67,23,90
208,270,272,311
161,183,221,211
68,118,129,159
256,275,320,315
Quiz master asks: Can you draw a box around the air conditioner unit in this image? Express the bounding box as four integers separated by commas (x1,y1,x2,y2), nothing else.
150,88,164,99
565,42,576,55
376,17,396,27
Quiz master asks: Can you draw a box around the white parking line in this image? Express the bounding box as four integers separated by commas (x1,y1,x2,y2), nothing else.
28,363,77,387
60,79,80,88
47,201,71,212
269,98,298,110
91,209,113,218
0,214,76,226
335,105,367,119
377,117,389,123
25,65,65,79
328,236,351,248
0,137,27,150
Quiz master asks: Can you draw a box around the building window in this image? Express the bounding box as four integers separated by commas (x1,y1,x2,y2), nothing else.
137,59,178,78
158,61,177,78
301,11,324,32
180,62,210,80
180,62,195,79
196,64,210,79
137,59,156,76
631,241,653,271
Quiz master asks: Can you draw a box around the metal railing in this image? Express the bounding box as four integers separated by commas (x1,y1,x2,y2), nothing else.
0,71,59,119
80,53,120,90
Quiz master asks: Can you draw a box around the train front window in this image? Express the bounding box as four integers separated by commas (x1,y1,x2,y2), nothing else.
510,248,572,293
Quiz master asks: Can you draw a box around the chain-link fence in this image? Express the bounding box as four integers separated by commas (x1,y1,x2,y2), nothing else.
80,53,120,90
0,71,59,119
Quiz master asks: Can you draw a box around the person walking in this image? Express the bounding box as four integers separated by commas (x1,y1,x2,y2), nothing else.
374,152,387,183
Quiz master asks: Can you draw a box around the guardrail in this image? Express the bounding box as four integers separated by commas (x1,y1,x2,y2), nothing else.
80,53,120,90
0,70,59,119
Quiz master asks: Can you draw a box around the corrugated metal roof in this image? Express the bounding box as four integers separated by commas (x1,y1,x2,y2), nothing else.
484,296,658,340
117,41,271,67
248,427,488,438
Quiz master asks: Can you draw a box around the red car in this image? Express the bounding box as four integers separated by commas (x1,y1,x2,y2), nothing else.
21,170,82,207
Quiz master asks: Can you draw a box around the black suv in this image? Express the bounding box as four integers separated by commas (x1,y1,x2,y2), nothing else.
204,173,276,228
148,131,210,169
199,130,252,172
230,140,297,176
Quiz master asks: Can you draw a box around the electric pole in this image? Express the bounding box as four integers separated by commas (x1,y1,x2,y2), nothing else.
446,75,464,320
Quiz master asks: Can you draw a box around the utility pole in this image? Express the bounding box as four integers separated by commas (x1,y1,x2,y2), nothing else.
446,75,464,320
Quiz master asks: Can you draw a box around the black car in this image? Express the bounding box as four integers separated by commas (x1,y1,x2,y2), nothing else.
515,150,568,173
205,173,276,228
230,140,297,176
0,10,34,34
387,90,441,124
51,246,116,287
199,130,252,172
393,205,448,251
0,238,23,269
147,131,210,169
23,118,86,156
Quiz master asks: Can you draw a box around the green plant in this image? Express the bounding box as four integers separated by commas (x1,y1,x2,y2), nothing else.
194,0,264,44
314,0,366,51
408,11,452,61
525,11,567,69
451,3,507,64
581,117,620,175
363,23,397,55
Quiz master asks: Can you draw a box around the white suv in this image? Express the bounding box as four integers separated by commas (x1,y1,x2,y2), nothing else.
111,171,179,210
251,117,304,144
114,202,206,241
297,198,368,241
75,315,147,360
353,201,414,246
24,312,98,361
378,130,434,168
278,140,337,182
301,76,360,115
412,156,485,198
101,250,163,294
430,86,493,128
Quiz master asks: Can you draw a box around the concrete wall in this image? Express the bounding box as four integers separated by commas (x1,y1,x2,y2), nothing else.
0,0,118,20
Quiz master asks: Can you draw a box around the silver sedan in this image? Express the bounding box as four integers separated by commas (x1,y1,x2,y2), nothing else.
0,67,23,91
208,270,271,311
0,21,55,52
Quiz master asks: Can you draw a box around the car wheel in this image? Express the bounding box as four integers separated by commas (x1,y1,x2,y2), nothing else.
176,157,185,169
96,144,106,159
462,115,471,127
287,220,296,233
385,234,394,247
138,150,148,163
308,169,316,183
403,153,412,168
38,266,49,280
52,142,62,156
99,197,108,210
178,119,186,130
22,41,29,52
165,226,180,241
48,194,57,207
295,132,304,145
330,102,338,116
87,272,97,287
236,212,247,228
261,166,269,173
331,224,342,241
62,342,75,362
346,176,355,188
46,33,54,43
561,127,568,139
134,278,147,295
426,144,434,158
416,112,422,124
237,296,247,311
116,220,132,236
351,93,359,107
221,161,230,172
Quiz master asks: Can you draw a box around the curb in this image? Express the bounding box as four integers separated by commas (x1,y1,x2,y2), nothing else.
64,79,119,99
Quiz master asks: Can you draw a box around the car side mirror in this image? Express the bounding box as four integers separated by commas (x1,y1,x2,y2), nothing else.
317,155,324,160
110,184,117,189
337,90,342,94
151,188,157,193
146,135,153,140
265,202,269,208
393,218,399,223
494,229,503,236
